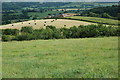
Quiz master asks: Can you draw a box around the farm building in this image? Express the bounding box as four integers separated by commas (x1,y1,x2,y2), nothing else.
63,13,80,17
44,13,80,18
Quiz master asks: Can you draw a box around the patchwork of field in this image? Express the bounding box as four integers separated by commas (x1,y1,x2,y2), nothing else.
0,19,94,29
28,11,64,18
2,37,118,78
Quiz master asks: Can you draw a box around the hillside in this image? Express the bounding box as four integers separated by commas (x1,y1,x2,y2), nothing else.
2,37,118,78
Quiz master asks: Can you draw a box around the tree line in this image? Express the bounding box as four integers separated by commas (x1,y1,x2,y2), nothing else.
2,24,119,41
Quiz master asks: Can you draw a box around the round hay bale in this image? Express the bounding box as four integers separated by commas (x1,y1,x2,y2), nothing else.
64,25,66,27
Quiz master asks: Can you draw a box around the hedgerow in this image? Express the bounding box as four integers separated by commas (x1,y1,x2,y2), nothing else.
1,24,119,41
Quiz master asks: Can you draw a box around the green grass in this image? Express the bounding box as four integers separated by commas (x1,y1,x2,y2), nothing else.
66,16,119,26
28,11,64,19
2,37,118,78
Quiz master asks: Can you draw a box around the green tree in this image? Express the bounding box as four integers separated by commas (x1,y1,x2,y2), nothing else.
40,28,53,39
2,29,19,36
53,29,63,39
70,26,79,38
21,26,33,33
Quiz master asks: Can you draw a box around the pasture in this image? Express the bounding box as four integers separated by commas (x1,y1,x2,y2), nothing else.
0,19,94,29
2,37,118,78
66,16,119,26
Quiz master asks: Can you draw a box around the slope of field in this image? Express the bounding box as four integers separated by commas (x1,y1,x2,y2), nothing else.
2,37,118,78
0,19,94,29
66,16,119,26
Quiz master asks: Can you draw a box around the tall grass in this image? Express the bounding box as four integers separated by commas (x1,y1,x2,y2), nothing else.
2,37,118,78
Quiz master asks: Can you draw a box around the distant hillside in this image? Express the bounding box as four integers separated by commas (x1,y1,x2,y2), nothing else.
2,2,118,25
81,5,120,20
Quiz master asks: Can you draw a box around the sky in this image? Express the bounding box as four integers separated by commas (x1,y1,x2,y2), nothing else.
1,0,120,2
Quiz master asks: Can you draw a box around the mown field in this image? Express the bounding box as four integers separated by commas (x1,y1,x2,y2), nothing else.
0,19,94,29
2,37,118,78
66,16,119,26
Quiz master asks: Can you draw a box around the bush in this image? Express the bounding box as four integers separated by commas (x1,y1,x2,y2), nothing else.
2,35,16,41
78,25,99,38
31,29,44,39
105,26,118,36
16,33,32,41
2,29,19,36
60,28,71,38
53,29,63,39
21,26,33,33
70,26,80,38
40,28,53,39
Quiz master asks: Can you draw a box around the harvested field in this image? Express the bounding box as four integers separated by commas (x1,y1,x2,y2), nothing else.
0,19,94,29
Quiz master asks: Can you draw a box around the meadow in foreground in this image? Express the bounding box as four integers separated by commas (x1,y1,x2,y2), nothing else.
2,37,118,78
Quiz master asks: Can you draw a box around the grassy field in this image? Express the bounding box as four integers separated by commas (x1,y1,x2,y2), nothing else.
2,37,118,78
66,16,119,26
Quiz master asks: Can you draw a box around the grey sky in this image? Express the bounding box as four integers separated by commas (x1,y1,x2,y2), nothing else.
1,0,120,2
